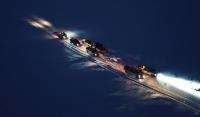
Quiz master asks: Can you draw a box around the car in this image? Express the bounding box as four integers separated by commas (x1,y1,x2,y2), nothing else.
93,42,107,53
70,38,81,47
85,39,93,46
53,32,67,39
86,47,99,57
82,39,93,47
124,65,143,79
137,65,157,77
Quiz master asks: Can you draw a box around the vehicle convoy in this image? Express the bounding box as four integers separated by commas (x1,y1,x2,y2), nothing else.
26,17,200,113
53,31,157,79
50,30,200,112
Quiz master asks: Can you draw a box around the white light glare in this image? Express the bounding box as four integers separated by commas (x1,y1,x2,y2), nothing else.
65,31,78,38
157,73,200,98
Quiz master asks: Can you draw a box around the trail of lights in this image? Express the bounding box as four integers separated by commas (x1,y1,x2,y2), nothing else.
26,16,200,112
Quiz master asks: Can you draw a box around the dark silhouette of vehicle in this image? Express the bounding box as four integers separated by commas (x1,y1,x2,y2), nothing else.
124,65,143,79
137,65,157,77
53,32,67,39
84,39,93,46
86,47,99,57
70,38,81,47
93,42,107,53
195,88,200,92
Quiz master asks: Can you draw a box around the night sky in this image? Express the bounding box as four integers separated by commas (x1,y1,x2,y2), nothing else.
1,0,200,117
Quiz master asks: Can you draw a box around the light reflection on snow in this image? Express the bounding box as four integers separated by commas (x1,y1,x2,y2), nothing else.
157,73,200,98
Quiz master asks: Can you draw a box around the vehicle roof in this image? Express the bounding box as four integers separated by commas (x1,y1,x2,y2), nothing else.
87,47,98,53
94,42,106,51
124,65,140,74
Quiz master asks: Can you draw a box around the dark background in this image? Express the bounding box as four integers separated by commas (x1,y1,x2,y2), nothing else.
1,0,200,117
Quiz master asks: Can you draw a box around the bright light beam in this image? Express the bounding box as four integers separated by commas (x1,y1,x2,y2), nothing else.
157,73,200,98
65,31,78,38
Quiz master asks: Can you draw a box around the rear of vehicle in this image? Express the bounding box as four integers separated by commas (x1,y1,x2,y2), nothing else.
70,38,81,47
137,65,157,77
86,47,99,57
124,65,143,79
53,32,67,39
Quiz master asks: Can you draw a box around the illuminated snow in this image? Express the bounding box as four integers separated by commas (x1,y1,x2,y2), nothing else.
157,73,200,98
